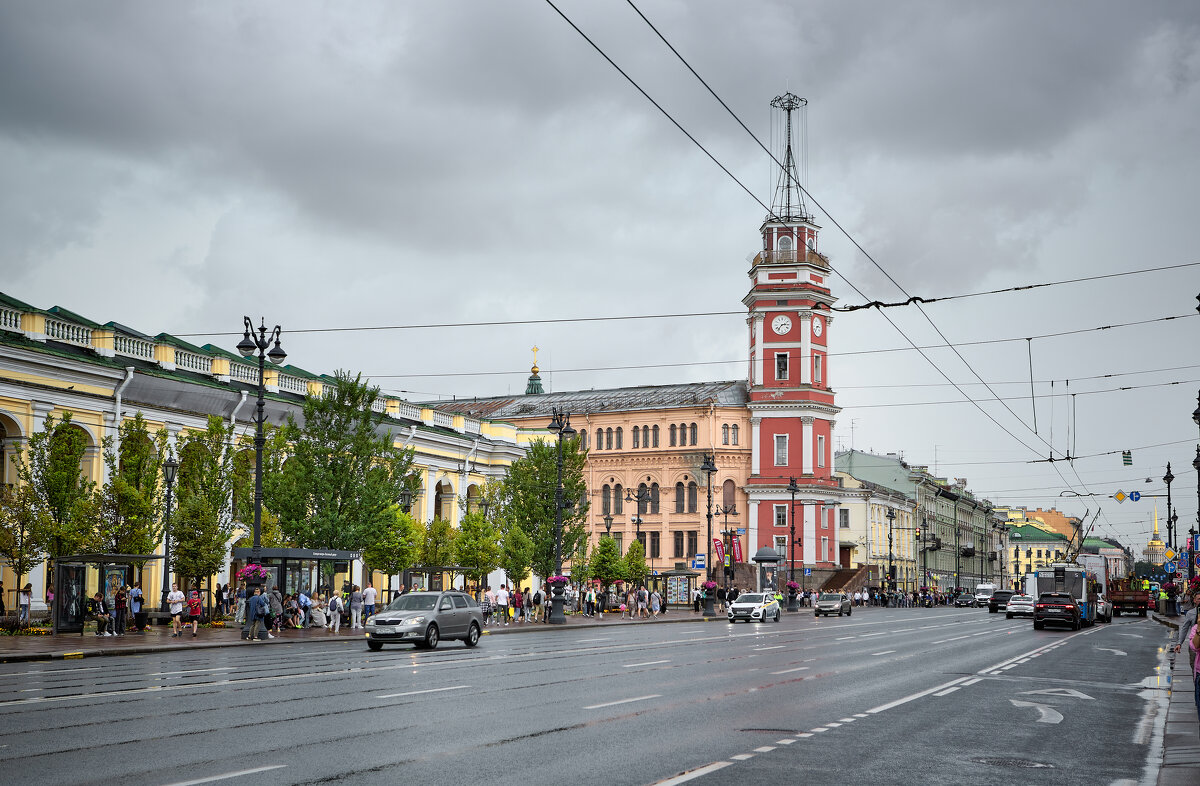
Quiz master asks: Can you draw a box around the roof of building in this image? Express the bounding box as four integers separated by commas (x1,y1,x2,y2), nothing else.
1007,524,1070,543
428,380,750,420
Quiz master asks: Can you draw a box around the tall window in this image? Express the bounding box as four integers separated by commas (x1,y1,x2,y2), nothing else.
615,427,623,449
642,425,650,447
606,428,613,450
580,429,588,449
637,484,648,516
675,482,685,514
632,427,640,449
814,354,823,385
650,483,660,514
637,532,647,550
776,352,789,380
614,533,623,553
817,435,826,468
674,531,684,558
689,423,698,445
652,425,660,447
774,535,788,556
669,424,677,446
774,434,788,466
722,478,736,509
687,481,698,513
687,531,698,557
821,536,829,563
774,504,788,527
650,531,660,559
613,484,623,514
602,484,611,515
730,424,738,445
839,508,850,529
722,424,730,445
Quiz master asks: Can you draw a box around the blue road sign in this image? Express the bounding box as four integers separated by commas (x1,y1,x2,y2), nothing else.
1130,491,1141,502
803,568,812,576
1163,560,1177,573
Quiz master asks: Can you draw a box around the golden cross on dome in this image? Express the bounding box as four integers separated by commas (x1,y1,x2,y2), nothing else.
531,345,540,374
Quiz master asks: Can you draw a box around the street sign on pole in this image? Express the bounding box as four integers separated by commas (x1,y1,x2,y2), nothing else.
1130,491,1141,502
1114,489,1127,503
1163,560,1177,574
1165,548,1177,562
803,568,812,576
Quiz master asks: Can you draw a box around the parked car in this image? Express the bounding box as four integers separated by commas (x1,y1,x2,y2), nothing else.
1033,591,1081,630
728,592,781,623
1005,594,1035,619
364,590,483,650
814,592,852,617
954,593,978,608
987,589,1015,613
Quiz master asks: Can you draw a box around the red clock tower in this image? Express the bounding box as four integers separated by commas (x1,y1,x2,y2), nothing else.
745,93,841,579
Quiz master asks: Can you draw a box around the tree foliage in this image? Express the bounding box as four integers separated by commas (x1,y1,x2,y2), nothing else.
171,417,239,586
589,535,625,588
421,517,456,569
362,506,423,586
0,484,52,590
623,538,649,586
454,511,500,590
83,414,168,558
12,412,95,559
496,435,588,580
267,372,418,552
499,524,533,590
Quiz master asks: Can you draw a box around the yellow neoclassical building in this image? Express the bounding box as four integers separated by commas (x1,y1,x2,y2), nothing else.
0,291,532,613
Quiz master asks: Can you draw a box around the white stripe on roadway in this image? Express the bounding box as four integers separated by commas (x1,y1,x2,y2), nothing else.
652,761,731,785
770,666,810,675
584,694,661,710
871,650,896,656
376,685,470,699
753,645,785,651
866,676,971,714
162,765,287,786
624,659,670,668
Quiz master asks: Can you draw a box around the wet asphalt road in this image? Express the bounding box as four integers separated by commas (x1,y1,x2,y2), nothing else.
0,607,1172,785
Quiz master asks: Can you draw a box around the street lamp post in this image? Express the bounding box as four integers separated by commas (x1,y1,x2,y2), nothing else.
235,317,287,578
1164,463,1175,551
886,507,895,605
1192,444,1200,584
700,453,718,618
718,504,738,585
546,407,576,625
604,514,613,536
159,454,179,611
786,477,800,611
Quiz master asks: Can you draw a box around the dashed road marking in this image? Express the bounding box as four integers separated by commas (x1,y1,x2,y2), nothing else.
584,694,661,710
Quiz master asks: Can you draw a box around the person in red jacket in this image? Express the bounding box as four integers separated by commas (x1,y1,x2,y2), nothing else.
184,587,203,638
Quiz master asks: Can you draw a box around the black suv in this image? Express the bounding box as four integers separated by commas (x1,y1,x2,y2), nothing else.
1033,592,1080,630
988,589,1015,613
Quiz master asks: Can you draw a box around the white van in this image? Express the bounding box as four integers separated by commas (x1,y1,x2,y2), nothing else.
974,583,996,607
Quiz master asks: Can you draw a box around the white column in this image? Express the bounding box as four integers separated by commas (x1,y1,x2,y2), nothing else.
31,401,54,433
426,468,438,523
748,500,760,559
800,312,812,385
804,503,816,564
801,417,813,475
750,418,762,475
752,316,764,386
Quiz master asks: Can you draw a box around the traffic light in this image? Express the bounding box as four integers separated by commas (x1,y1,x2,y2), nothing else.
915,527,922,541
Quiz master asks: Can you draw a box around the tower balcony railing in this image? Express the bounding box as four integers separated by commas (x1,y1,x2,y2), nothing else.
277,373,307,395
0,306,22,332
114,334,156,361
750,248,830,269
44,317,93,348
175,349,212,375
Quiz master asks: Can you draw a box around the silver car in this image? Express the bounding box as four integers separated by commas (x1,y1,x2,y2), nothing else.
1004,594,1035,619
814,592,852,617
365,591,483,650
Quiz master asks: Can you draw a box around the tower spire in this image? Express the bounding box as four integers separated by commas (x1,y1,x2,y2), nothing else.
769,92,810,222
525,345,544,395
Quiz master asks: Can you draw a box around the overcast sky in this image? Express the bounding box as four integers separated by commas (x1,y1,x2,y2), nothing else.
2,1,1198,556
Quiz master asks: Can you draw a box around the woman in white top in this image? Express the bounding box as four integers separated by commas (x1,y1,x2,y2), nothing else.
309,596,328,628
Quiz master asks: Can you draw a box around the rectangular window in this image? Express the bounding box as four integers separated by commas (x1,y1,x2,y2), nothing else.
774,535,788,557
673,531,684,558
817,435,826,468
687,531,698,557
775,352,789,381
774,504,788,528
632,428,640,448
614,534,623,553
839,509,850,529
814,353,823,385
650,531,660,559
774,434,788,466
637,532,647,551
821,536,829,563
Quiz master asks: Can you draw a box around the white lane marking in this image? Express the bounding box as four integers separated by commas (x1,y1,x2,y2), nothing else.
623,659,670,668
961,678,981,686
770,667,810,675
1095,647,1127,656
835,636,856,641
652,761,731,785
796,733,813,738
811,727,829,733
971,632,990,637
777,739,797,745
825,722,842,727
890,628,913,633
376,685,470,699
1009,699,1063,724
0,666,101,678
933,687,961,697
19,688,42,692
871,650,896,656
858,632,887,638
853,713,869,718
730,754,754,761
576,637,612,643
753,746,776,753
753,645,785,651
161,765,287,786
584,694,661,710
151,667,236,677
867,676,971,714
1000,664,1018,671
932,635,972,644
838,718,856,723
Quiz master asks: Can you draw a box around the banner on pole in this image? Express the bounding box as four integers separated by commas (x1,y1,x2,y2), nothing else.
713,538,725,565
731,535,743,563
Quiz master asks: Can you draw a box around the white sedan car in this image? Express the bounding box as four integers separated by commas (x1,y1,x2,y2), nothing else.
1095,594,1113,623
1005,594,1035,619
727,593,781,623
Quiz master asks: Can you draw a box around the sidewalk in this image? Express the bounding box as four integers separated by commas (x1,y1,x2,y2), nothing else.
0,609,729,663
1150,612,1200,785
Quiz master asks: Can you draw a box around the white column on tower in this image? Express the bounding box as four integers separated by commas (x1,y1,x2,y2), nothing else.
750,417,762,475
800,312,812,385
801,416,814,475
753,315,764,386
749,500,760,560
804,502,816,564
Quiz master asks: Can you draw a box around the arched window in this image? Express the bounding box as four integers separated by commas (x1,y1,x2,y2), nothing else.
606,428,613,450
687,481,698,513
615,427,623,449
614,484,624,514
722,478,736,509
650,483,660,514
689,423,698,446
641,425,649,447
602,484,611,515
675,482,685,514
730,424,739,446
652,425,660,447
722,424,729,445
636,483,649,516
632,427,640,449
669,424,677,446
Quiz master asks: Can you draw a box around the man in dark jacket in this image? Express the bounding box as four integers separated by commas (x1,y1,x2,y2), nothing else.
716,585,727,613
88,593,112,636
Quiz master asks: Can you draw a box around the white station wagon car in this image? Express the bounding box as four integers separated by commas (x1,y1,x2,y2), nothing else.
727,593,781,623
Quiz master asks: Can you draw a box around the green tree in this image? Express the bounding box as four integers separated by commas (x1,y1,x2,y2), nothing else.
623,538,649,587
499,524,533,590
455,511,500,594
589,535,626,589
497,435,588,581
171,417,239,589
84,414,169,564
0,484,52,604
421,518,456,570
362,506,424,598
12,412,95,562
268,371,418,552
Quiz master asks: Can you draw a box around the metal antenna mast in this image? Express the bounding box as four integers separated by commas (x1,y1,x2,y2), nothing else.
769,92,810,222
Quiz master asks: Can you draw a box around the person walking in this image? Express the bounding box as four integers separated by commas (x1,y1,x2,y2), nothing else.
531,587,542,622
512,586,524,624
246,587,270,641
326,591,343,633
637,585,649,619
185,586,203,638
650,588,662,618
363,582,377,622
716,585,727,614
349,585,364,629
113,585,128,637
17,583,32,626
167,583,185,637
269,585,284,633
234,583,247,624
495,584,510,626
129,582,145,632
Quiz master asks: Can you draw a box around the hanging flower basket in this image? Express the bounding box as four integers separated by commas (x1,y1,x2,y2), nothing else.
702,580,717,590
786,581,800,592
547,575,569,585
236,564,271,582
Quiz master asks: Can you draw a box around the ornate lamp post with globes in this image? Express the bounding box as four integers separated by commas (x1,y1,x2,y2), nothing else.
700,453,718,618
786,477,800,611
159,453,179,611
546,407,575,625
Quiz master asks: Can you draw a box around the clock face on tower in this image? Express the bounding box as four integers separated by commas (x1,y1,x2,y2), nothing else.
771,315,792,335
812,316,823,337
